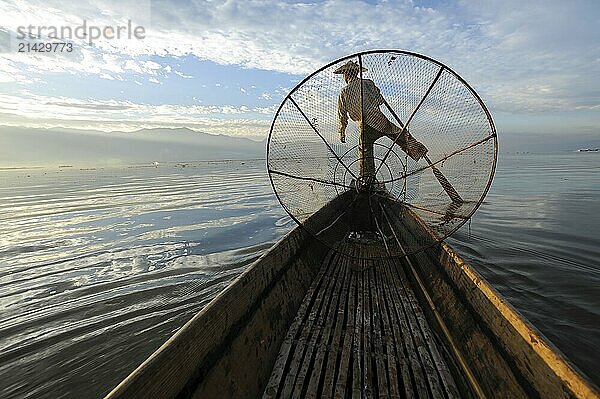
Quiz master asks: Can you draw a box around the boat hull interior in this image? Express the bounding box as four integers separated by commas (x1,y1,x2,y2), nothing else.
104,192,598,399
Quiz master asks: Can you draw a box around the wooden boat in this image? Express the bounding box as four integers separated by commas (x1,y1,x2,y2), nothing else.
104,192,598,398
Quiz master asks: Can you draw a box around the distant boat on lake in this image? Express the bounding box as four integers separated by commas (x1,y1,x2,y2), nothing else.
578,148,599,152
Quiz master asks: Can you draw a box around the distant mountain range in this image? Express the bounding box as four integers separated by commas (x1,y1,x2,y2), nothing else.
0,126,266,167
1,125,598,168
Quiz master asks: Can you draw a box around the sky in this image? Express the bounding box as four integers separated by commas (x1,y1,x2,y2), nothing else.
0,0,599,140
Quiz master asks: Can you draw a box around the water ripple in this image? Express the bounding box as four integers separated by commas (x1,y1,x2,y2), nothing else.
0,161,291,399
0,154,599,398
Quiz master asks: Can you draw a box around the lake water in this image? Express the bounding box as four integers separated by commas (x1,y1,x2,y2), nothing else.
0,153,598,398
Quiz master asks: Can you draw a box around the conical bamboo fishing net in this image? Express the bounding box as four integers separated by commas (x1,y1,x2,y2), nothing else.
267,50,497,258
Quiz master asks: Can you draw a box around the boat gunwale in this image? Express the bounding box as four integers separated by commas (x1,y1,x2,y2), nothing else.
103,224,306,398
388,200,599,398
105,191,599,399
103,192,354,399
437,239,599,398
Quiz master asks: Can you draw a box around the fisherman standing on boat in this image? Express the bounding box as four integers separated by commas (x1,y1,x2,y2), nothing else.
335,60,428,183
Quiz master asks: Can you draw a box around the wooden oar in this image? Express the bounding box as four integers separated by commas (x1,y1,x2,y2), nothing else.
423,155,463,203
381,99,463,203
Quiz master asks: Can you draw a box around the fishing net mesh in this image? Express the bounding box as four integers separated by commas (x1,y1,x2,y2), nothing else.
268,51,497,258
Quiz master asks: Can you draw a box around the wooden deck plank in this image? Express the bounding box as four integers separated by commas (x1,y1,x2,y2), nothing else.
267,240,459,399
391,261,444,398
351,247,364,399
362,248,374,399
323,253,354,398
291,251,347,398
305,252,351,398
332,258,356,399
373,259,401,399
379,258,415,399
399,256,461,398
368,262,389,398
263,251,336,398
381,259,430,398
281,251,341,398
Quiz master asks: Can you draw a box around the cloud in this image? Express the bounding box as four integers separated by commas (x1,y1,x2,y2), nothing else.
452,1,600,112
0,0,598,132
49,101,133,111
174,70,193,78
259,92,272,100
0,92,272,137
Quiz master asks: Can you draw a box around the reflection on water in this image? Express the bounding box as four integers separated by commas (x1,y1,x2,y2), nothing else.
0,154,598,398
0,160,293,399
